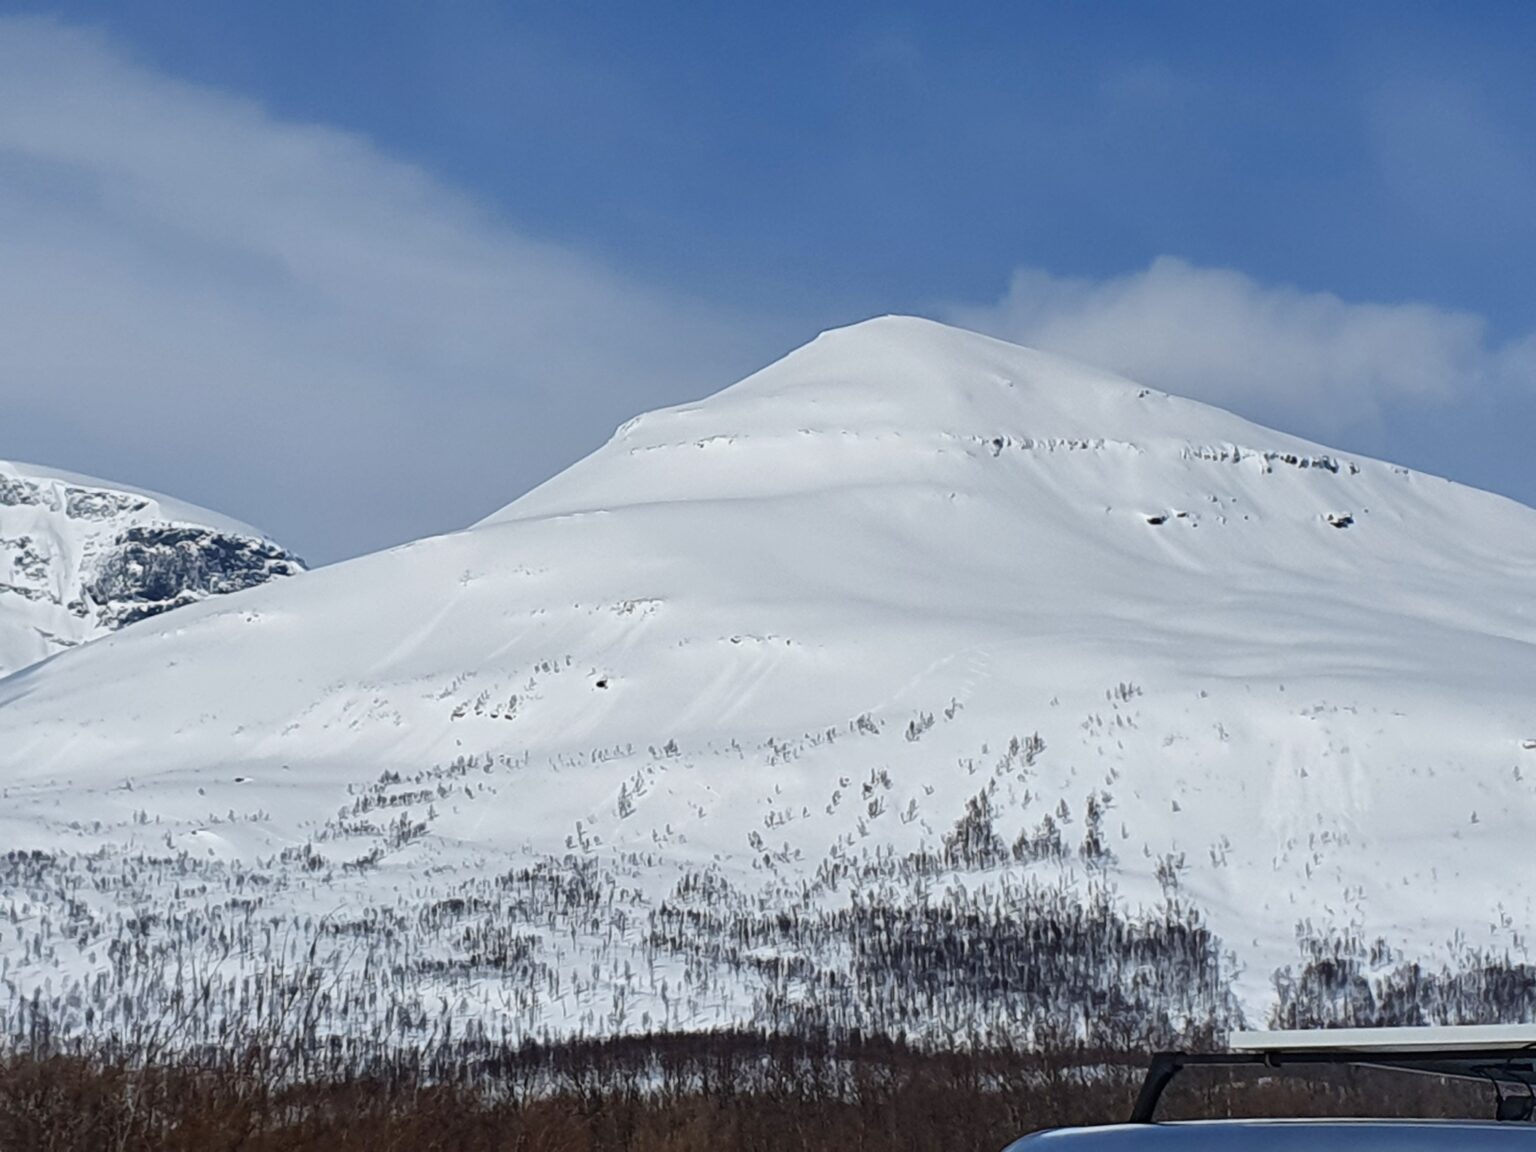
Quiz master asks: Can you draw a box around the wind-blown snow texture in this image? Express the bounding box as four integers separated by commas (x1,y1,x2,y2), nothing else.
3,318,1535,1046
0,461,304,677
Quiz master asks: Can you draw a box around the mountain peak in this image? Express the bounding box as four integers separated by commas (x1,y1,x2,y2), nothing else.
717,313,1136,413
484,316,1311,526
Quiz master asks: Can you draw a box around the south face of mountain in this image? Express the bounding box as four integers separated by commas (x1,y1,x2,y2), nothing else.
2,317,1534,1043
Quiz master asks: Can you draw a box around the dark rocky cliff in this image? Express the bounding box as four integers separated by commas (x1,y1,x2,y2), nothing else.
87,525,305,627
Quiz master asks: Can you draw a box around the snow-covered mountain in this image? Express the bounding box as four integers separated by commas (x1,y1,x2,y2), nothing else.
4,317,1536,1047
0,460,304,676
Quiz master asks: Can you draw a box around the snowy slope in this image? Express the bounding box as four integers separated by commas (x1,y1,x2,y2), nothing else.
0,460,304,676
3,317,1536,1045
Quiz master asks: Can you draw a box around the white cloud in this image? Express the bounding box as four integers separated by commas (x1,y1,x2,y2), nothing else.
0,18,792,562
8,17,1530,564
950,256,1531,435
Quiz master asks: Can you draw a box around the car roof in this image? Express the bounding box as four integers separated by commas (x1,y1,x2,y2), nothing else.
1007,1120,1536,1149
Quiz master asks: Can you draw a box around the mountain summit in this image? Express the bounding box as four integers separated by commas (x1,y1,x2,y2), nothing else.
487,315,1313,523
4,317,1536,1042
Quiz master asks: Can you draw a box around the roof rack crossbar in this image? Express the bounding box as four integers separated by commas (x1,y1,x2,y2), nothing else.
1129,1047,1536,1123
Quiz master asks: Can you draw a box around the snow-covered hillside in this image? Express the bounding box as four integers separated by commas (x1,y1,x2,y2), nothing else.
0,461,304,676
4,317,1536,1048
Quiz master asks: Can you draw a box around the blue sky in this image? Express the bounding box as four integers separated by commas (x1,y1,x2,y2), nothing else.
2,2,1535,561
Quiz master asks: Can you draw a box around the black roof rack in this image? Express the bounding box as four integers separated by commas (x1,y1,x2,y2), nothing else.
1132,1026,1536,1124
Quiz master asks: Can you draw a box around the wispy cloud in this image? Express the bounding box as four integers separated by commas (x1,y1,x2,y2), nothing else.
0,18,793,562
950,256,1534,437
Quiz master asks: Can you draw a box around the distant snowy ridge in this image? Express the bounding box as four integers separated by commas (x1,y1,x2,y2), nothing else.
3,317,1536,1050
0,460,304,676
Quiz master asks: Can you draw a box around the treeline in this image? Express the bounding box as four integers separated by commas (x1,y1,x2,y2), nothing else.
0,837,1244,1052
10,845,1536,1062
1272,929,1536,1028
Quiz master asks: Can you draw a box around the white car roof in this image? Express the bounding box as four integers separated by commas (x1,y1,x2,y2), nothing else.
1232,1025,1536,1053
